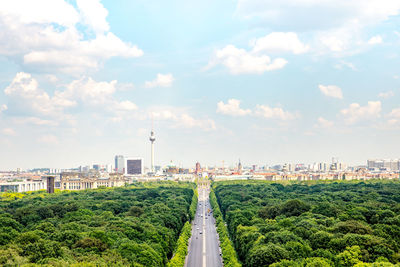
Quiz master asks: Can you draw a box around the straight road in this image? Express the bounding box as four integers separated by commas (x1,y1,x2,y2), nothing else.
186,184,223,267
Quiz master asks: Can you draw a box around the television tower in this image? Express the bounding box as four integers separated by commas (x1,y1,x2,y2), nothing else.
149,119,156,173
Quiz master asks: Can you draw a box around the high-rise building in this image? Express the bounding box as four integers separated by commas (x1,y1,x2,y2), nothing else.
288,163,294,172
125,158,143,175
115,155,125,173
149,129,156,173
318,163,327,172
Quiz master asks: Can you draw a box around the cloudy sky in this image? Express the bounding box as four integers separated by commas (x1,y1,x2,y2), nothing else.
1,0,400,170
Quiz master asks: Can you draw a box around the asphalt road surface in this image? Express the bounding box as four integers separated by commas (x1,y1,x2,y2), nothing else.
185,185,223,267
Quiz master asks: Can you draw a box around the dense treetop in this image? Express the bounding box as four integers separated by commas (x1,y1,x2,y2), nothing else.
0,182,196,266
213,180,400,267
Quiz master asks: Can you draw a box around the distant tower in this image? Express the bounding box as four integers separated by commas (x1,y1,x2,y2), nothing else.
46,176,55,194
238,159,243,174
149,123,156,173
195,162,201,175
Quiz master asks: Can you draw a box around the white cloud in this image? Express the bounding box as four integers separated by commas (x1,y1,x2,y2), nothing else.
319,84,343,99
341,101,381,124
0,0,79,26
210,45,287,74
236,1,398,55
0,0,143,75
217,99,251,116
3,72,138,127
37,134,59,145
113,100,138,111
59,77,117,106
368,35,383,45
145,73,174,88
179,114,216,130
378,91,394,99
4,72,74,117
208,31,310,74
117,83,135,91
216,99,297,120
385,108,400,126
334,60,357,71
76,0,109,34
2,128,16,136
315,117,334,128
255,104,297,120
236,0,400,31
387,108,400,118
13,117,59,126
150,108,216,131
251,32,309,54
317,28,354,53
45,74,59,83
57,77,140,118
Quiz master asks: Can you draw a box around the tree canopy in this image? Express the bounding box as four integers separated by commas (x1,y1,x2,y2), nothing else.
212,180,400,267
0,181,196,266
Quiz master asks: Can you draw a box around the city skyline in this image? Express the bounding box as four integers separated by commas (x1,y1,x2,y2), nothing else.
1,0,400,169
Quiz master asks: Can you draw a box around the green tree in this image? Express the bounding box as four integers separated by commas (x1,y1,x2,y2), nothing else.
337,246,362,267
247,243,289,266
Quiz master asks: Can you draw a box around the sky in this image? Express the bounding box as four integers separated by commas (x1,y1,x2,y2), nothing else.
1,0,400,170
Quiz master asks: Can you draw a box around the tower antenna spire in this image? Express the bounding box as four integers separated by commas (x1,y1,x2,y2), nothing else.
149,114,156,174
151,113,154,131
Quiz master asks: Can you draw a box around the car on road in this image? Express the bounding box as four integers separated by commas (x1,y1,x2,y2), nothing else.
199,231,202,234
197,227,199,230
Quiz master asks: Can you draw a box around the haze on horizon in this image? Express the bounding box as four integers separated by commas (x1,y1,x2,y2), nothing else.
0,0,400,170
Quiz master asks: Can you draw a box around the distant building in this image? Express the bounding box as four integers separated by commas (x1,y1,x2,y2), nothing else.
79,165,90,173
59,172,127,190
195,162,201,175
318,163,327,172
154,165,161,172
46,176,55,193
368,159,399,171
115,155,125,173
125,158,143,175
0,178,47,192
238,159,243,174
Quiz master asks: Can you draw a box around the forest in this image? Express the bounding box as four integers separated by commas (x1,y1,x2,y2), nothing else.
213,180,400,267
0,182,196,266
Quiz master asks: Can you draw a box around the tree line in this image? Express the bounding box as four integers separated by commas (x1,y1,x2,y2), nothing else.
212,180,400,267
0,181,196,266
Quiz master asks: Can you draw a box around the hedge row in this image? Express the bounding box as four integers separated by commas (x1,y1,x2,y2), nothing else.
167,221,192,267
189,188,199,220
167,188,198,267
210,189,241,267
